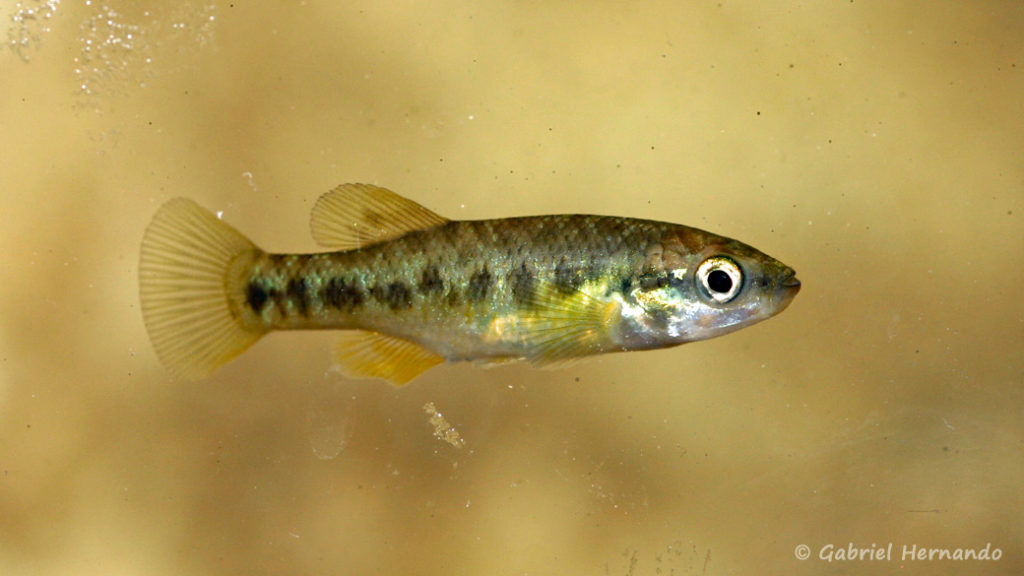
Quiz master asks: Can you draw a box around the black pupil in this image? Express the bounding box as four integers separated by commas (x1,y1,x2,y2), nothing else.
707,269,733,293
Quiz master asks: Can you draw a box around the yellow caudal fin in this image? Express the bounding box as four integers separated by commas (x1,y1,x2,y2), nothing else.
139,198,267,380
309,183,450,250
333,331,445,385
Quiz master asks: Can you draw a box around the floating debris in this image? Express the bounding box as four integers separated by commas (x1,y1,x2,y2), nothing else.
423,402,465,449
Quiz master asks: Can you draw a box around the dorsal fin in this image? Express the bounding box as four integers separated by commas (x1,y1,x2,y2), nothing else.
310,183,450,250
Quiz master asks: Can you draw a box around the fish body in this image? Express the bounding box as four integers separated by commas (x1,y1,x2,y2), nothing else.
140,184,800,384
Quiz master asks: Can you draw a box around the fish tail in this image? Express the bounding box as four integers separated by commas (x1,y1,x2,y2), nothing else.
139,198,267,379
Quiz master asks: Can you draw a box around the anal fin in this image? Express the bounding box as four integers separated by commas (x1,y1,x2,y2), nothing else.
333,331,445,385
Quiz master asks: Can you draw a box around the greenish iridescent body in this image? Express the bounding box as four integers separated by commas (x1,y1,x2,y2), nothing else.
140,184,800,384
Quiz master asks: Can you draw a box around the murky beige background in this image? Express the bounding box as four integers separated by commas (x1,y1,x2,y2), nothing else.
2,2,1021,574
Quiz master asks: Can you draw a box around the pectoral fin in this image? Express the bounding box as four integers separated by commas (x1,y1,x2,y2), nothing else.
517,282,621,366
333,331,445,385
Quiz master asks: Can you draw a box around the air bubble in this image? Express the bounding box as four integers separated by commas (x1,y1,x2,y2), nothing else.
6,0,62,61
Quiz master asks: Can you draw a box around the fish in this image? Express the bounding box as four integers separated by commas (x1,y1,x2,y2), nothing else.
139,183,800,385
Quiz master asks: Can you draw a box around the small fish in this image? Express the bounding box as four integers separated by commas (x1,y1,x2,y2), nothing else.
139,184,800,385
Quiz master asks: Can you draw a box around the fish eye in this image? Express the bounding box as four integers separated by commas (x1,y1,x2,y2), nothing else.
697,256,743,303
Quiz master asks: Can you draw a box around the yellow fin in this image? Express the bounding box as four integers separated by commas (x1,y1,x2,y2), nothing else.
139,198,267,380
333,331,445,385
310,183,450,250
519,282,621,365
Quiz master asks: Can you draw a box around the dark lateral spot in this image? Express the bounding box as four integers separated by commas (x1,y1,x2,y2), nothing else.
554,258,584,295
247,281,269,312
420,265,444,294
269,287,285,309
286,277,310,317
323,277,364,311
371,281,413,309
509,263,535,305
467,267,493,302
618,275,633,294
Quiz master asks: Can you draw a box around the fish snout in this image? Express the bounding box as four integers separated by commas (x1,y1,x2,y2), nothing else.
774,267,801,309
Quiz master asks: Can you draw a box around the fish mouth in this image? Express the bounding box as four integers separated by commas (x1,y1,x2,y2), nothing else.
775,268,801,308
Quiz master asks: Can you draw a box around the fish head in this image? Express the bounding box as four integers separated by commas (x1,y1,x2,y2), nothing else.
616,230,800,348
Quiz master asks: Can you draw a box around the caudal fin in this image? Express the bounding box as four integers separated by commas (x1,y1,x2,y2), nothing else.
139,198,266,379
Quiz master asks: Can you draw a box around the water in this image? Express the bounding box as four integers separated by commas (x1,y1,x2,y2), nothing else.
1,2,1022,574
